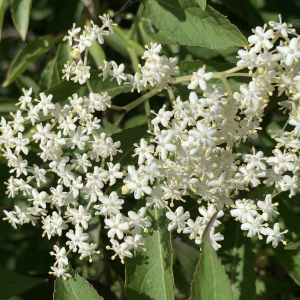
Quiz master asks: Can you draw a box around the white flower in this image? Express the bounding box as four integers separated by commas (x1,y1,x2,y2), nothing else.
183,217,204,239
133,138,154,165
277,37,300,66
146,184,165,209
66,227,89,252
240,214,266,238
65,205,91,229
124,234,147,255
243,148,266,171
166,206,190,232
107,239,133,263
36,93,55,116
248,26,273,52
198,205,224,227
124,169,152,199
66,126,89,150
104,162,123,185
269,15,292,37
72,60,90,85
188,67,213,90
95,191,124,216
230,199,258,223
266,223,287,248
104,213,129,239
128,207,151,234
78,243,99,261
257,194,278,221
281,174,300,196
110,62,127,85
49,266,71,279
18,87,32,109
51,246,68,267
65,23,81,45
151,106,173,127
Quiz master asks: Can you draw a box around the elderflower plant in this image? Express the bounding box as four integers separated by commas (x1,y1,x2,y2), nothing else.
1,2,300,298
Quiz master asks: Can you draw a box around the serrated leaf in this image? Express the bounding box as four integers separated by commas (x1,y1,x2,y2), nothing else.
194,0,206,10
0,0,7,41
44,70,132,106
125,206,174,300
140,10,177,45
2,34,63,87
146,0,247,49
0,268,45,299
219,218,256,300
53,265,103,300
191,212,234,300
11,0,32,40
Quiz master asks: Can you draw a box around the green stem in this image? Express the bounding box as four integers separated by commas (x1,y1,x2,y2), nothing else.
223,66,244,75
126,40,145,56
86,79,93,93
124,88,160,112
144,99,153,130
110,104,123,110
225,72,253,77
175,75,192,84
127,1,145,41
127,46,140,73
113,25,127,40
108,114,124,137
220,74,233,97
167,88,175,109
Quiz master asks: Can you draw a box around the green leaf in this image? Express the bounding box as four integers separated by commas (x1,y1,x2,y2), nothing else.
194,0,206,10
105,31,130,59
219,218,256,300
89,40,106,68
111,126,149,170
53,265,103,300
285,234,300,250
17,75,39,96
124,115,147,129
273,200,300,285
139,10,177,46
146,0,247,49
125,206,174,300
0,0,7,41
244,186,282,201
172,239,200,295
191,212,234,300
10,0,32,41
56,41,72,77
44,70,132,105
39,55,60,92
0,268,45,299
2,34,63,87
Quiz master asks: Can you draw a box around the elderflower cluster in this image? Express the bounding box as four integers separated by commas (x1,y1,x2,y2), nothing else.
122,15,300,249
98,42,180,91
2,12,300,279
